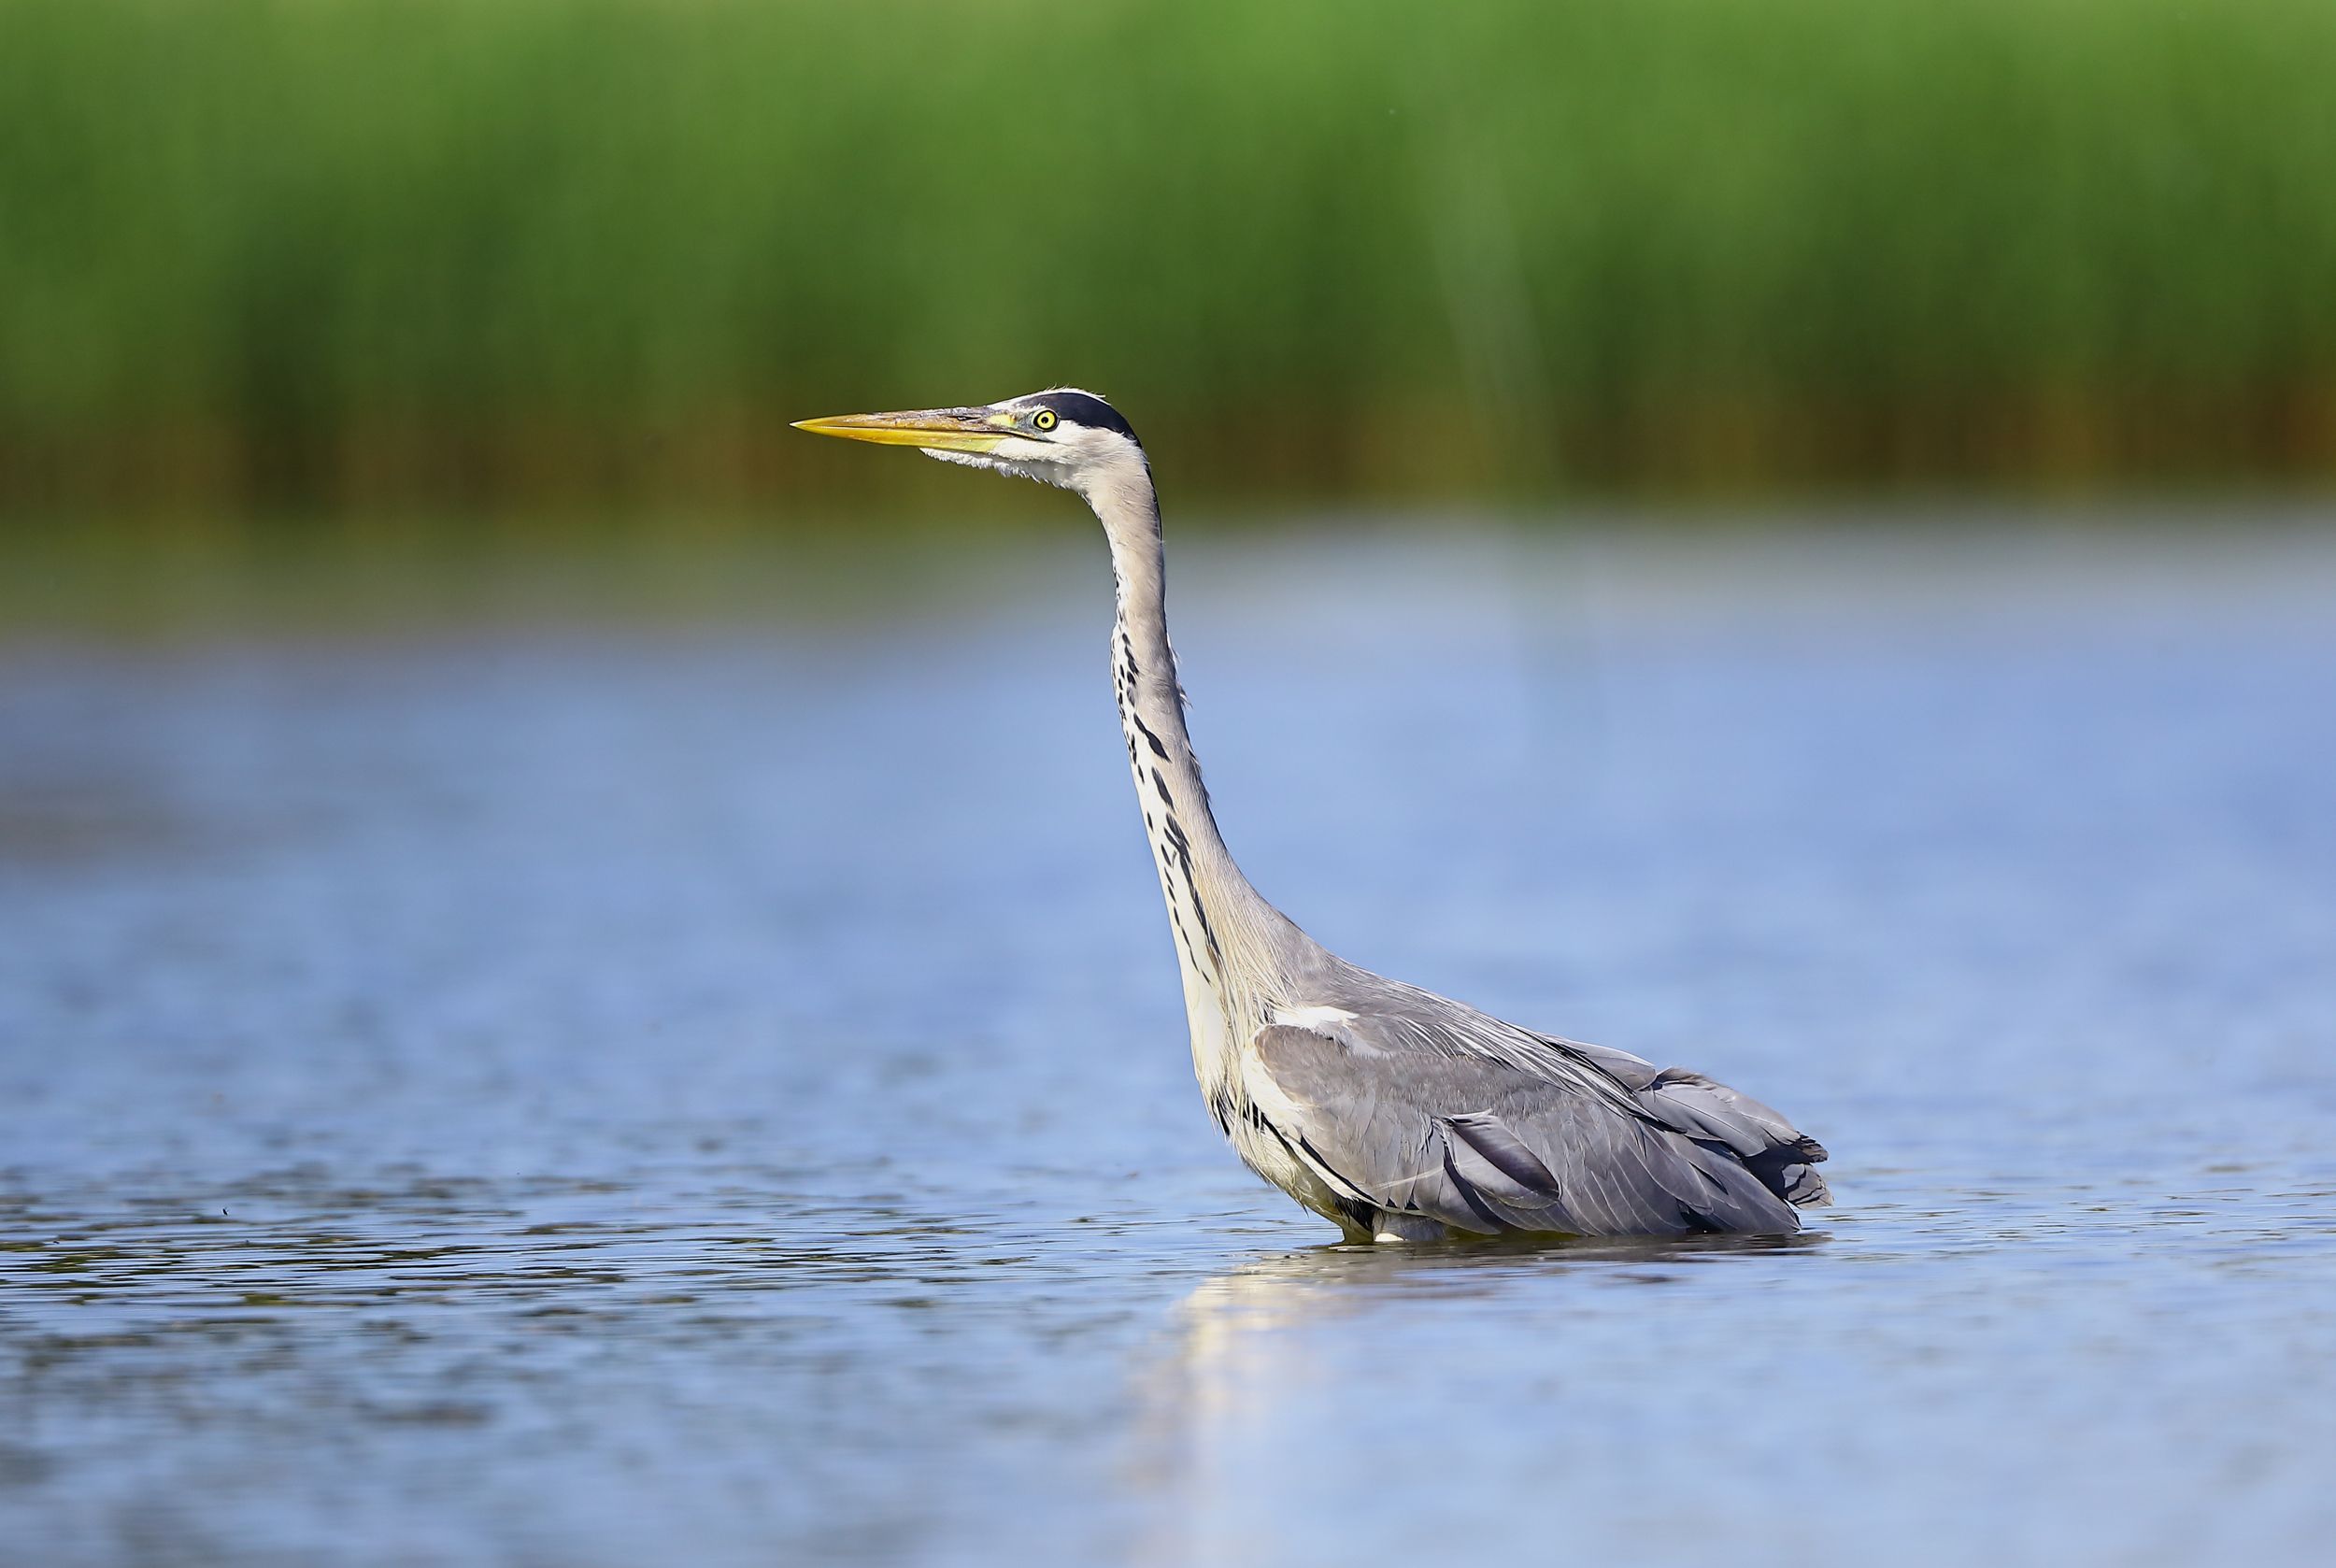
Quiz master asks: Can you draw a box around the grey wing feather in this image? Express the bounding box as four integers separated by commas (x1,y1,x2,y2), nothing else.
1246,1008,1826,1238
1537,1035,1830,1207
1633,1065,1831,1206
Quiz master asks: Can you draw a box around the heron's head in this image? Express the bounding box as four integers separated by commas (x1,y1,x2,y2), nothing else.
792,388,1148,507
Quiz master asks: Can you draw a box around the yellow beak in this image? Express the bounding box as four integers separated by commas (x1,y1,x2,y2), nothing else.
791,406,1015,454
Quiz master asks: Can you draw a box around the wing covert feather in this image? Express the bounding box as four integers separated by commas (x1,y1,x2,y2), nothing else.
1245,1017,1814,1238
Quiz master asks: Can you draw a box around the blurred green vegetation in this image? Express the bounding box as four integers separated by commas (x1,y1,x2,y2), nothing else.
5,0,2336,522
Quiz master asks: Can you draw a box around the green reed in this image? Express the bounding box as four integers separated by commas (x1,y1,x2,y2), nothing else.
4,0,2334,515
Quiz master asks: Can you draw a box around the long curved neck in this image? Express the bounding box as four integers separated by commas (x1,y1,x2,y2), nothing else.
1084,458,1300,1011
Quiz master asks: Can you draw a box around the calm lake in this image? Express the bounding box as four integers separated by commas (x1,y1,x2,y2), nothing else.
4,520,2334,1566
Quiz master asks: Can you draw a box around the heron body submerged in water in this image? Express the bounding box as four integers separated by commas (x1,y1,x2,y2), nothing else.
794,390,1829,1242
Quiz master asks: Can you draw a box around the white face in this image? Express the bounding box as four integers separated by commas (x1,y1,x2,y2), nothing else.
923,394,1145,499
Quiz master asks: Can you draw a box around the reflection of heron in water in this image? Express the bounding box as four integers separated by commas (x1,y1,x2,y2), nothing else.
797,390,1829,1241
1126,1235,1819,1564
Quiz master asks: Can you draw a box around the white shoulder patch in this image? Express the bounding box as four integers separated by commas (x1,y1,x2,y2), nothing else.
1271,1005,1359,1032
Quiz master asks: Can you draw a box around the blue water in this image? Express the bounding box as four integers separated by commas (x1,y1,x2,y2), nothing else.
4,522,2334,1566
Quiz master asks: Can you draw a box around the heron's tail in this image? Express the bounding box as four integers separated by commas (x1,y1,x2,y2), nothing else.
1631,1066,1831,1208
1742,1133,1830,1207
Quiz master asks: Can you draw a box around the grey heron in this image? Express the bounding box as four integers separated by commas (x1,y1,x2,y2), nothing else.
794,389,1829,1241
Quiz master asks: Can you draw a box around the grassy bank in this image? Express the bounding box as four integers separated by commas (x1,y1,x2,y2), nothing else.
5,0,2335,516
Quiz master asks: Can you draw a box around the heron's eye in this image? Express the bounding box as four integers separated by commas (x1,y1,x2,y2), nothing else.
1032,408,1059,433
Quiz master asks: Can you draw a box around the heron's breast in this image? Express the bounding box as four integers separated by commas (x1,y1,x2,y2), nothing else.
1214,1097,1356,1225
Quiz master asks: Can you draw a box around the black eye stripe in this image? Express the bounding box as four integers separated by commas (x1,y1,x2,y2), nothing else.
1029,392,1138,441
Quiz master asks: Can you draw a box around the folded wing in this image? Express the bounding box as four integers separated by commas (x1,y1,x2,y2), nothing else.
1241,1015,1825,1238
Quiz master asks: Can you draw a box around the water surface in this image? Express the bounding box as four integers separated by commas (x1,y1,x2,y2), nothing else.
5,523,2335,1566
